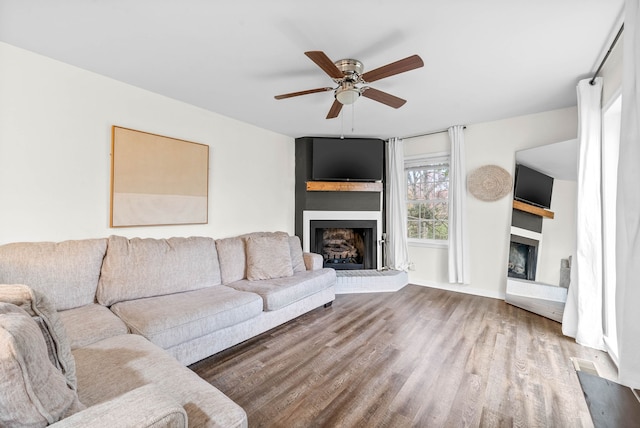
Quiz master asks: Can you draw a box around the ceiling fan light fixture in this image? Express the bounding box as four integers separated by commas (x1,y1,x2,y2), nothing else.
336,86,360,105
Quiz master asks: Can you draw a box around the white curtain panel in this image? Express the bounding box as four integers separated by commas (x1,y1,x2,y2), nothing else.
447,125,470,284
616,0,640,388
562,78,605,350
385,137,409,271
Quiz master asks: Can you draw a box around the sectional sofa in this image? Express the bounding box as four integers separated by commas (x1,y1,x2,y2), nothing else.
0,232,336,427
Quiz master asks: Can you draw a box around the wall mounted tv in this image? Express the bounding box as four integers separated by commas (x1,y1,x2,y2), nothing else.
312,138,384,182
514,164,554,209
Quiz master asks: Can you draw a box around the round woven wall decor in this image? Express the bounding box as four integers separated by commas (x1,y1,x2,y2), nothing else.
467,165,512,201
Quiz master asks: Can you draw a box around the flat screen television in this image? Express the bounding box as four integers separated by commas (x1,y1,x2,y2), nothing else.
514,164,554,209
312,138,384,181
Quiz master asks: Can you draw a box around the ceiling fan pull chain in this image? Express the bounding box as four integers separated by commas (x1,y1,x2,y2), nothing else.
351,103,355,133
340,107,345,139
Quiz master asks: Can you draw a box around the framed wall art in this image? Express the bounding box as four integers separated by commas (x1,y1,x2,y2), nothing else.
110,126,209,227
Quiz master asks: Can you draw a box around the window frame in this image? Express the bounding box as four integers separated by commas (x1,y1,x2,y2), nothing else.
405,152,450,249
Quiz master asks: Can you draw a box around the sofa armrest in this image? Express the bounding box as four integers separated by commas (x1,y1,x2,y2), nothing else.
303,252,324,271
51,384,187,428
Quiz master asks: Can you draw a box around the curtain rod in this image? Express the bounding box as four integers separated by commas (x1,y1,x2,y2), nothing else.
402,126,466,140
590,23,624,85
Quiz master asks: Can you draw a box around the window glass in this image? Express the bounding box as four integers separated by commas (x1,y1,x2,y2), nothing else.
406,158,449,243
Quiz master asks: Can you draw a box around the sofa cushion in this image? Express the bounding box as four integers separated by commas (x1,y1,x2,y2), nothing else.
228,268,335,311
72,333,247,427
0,284,78,391
0,239,107,311
246,235,293,281
0,303,84,428
58,304,129,350
215,236,246,285
289,236,306,273
97,236,222,306
109,285,263,349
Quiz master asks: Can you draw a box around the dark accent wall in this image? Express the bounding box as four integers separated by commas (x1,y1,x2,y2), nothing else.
294,137,385,239
511,209,543,233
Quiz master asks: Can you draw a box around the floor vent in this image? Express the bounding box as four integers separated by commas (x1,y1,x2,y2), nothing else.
571,357,599,376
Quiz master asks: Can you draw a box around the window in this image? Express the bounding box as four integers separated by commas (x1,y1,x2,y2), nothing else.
405,155,450,244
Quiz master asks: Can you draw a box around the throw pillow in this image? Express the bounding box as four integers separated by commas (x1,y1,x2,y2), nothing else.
246,235,294,281
0,303,84,427
0,284,77,391
289,236,306,273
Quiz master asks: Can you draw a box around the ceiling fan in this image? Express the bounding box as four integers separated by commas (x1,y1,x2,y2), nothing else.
274,51,424,119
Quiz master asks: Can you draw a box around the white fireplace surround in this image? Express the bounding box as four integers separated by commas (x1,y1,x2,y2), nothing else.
303,210,383,270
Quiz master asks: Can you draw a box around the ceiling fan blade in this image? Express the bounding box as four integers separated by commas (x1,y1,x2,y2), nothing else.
305,51,344,79
361,54,424,83
326,99,343,119
361,88,407,109
274,87,333,100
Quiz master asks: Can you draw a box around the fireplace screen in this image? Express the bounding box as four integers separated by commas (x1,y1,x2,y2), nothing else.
508,235,538,281
309,220,377,270
321,228,365,269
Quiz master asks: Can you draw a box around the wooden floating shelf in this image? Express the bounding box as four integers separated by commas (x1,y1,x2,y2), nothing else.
513,200,554,219
306,181,383,192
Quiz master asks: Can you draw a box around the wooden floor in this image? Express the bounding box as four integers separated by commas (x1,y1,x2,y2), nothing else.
190,285,614,427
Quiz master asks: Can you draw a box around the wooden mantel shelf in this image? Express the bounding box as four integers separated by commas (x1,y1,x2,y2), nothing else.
513,200,555,219
306,181,383,192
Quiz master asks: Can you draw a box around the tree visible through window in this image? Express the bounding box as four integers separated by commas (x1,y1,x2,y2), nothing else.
406,158,449,241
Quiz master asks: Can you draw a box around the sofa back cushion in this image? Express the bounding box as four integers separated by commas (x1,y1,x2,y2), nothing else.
215,237,246,285
0,239,107,311
0,303,84,427
97,235,221,306
289,235,306,273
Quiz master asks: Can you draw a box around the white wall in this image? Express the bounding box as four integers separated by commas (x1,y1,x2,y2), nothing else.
537,179,577,286
0,42,295,244
404,108,578,298
601,34,623,107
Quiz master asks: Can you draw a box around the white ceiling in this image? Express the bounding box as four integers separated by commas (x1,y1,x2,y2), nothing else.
0,1,624,140
516,139,578,181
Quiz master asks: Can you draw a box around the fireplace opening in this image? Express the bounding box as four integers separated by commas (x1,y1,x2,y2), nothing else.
310,220,377,270
508,234,538,281
321,228,366,269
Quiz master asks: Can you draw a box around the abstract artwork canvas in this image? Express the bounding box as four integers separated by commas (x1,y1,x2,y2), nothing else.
110,126,209,227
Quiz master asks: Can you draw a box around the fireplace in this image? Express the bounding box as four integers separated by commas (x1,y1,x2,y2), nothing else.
310,220,377,270
303,210,382,270
508,234,539,281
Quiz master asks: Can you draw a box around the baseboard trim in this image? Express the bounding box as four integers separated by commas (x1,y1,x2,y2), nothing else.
410,280,505,300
